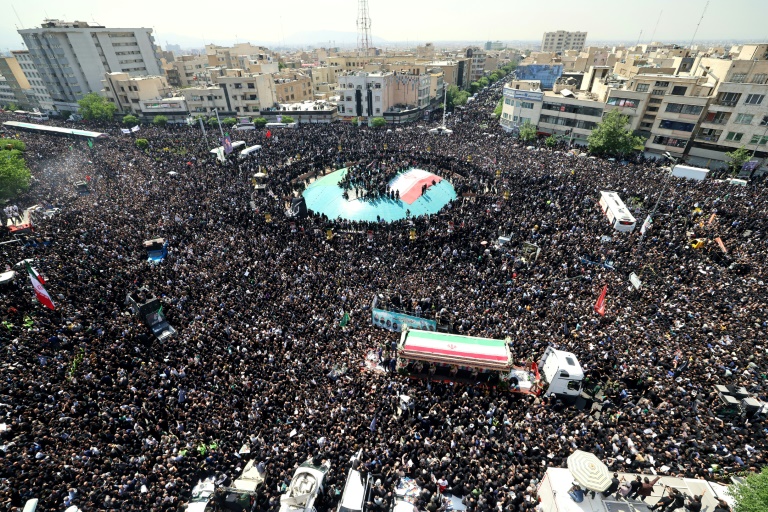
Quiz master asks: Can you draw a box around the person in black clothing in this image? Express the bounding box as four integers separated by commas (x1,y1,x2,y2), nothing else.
628,475,643,500
650,493,675,512
684,495,703,512
602,473,620,498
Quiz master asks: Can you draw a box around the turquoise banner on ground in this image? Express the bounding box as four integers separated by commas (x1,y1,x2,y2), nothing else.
371,308,437,332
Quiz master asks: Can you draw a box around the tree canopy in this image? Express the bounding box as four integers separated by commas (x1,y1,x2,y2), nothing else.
446,85,470,111
153,115,169,127
733,468,768,512
519,120,537,142
726,146,751,175
221,117,238,127
281,116,295,124
370,117,386,128
77,93,116,121
0,147,31,200
587,109,646,157
122,114,139,125
253,117,268,128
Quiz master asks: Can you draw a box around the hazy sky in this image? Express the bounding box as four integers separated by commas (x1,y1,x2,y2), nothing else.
1,0,766,51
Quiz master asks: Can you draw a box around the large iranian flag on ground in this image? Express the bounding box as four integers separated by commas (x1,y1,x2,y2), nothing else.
25,262,55,310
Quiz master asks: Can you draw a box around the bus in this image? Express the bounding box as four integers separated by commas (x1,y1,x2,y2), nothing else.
209,140,246,155
265,122,297,129
598,191,636,233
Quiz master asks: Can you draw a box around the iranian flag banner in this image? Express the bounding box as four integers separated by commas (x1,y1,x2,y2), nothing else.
25,262,55,310
27,264,45,285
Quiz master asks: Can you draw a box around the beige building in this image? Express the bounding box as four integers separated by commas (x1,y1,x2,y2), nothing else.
465,47,487,82
541,31,587,53
273,71,312,103
101,72,187,122
0,55,31,109
11,50,54,111
165,55,209,87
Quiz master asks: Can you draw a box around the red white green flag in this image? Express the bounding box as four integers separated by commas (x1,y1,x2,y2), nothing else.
27,264,45,285
25,262,55,310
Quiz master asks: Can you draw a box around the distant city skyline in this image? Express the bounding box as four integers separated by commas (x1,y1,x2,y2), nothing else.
1,0,767,52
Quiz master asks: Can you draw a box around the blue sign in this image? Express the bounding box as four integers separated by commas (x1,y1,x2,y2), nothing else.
511,90,544,102
371,308,437,332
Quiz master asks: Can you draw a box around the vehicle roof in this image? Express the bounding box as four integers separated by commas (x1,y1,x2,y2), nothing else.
544,347,584,379
338,469,366,511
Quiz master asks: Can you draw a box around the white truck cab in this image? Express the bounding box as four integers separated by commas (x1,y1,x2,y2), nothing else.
538,347,584,399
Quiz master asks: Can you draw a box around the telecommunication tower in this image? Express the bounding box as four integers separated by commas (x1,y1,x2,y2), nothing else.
356,0,372,56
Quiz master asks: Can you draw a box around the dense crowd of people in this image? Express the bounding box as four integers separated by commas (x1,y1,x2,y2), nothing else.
0,76,765,512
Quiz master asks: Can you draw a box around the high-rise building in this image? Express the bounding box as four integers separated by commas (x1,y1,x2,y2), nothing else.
541,31,587,53
11,50,55,111
18,19,163,110
0,55,31,109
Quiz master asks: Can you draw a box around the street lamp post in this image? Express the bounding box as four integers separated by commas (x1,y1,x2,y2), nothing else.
641,151,676,241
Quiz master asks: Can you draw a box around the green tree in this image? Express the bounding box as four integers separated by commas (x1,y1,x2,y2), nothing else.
253,117,268,128
0,139,26,151
206,117,220,127
370,117,386,128
519,120,537,142
122,114,139,125
5,103,19,112
0,148,31,199
493,99,503,118
478,77,489,88
281,116,295,124
77,92,116,121
135,138,149,149
733,467,768,512
489,72,502,83
445,85,470,111
222,117,237,127
278,61,286,70
469,82,481,94
153,115,168,127
726,146,751,175
545,134,557,148
587,109,646,158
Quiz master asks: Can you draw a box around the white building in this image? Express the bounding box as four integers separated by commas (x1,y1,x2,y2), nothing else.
18,19,162,111
541,31,588,53
465,48,487,82
11,50,55,112
336,72,394,119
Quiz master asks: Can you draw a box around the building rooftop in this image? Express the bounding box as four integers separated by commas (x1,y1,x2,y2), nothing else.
543,89,598,101
273,100,336,112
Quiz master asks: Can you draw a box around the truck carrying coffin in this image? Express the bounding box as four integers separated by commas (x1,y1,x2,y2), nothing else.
396,328,584,400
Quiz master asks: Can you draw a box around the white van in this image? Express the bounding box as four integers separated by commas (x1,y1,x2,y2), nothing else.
336,450,370,512
598,191,636,233
239,145,262,159
266,122,297,129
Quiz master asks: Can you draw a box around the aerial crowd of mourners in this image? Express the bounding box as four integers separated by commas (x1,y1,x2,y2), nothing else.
0,74,766,512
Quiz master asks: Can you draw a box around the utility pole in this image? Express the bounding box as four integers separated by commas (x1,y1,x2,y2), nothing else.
212,108,224,137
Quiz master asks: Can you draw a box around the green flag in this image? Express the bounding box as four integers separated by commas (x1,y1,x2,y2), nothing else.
339,312,350,327
87,138,93,148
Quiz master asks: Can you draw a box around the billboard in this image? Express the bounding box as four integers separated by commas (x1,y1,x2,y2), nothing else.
371,308,437,332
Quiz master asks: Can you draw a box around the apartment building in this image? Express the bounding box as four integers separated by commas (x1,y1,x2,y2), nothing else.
18,20,162,111
101,72,187,122
273,72,312,103
309,66,342,99
541,31,587,53
426,60,471,89
465,47,487,82
165,55,209,87
689,82,768,169
0,56,31,109
11,50,54,111
0,78,16,107
500,81,544,133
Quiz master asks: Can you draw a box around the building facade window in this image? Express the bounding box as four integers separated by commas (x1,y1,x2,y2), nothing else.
730,73,746,83
652,135,687,147
665,103,703,115
734,113,754,124
745,94,765,105
751,73,767,84
725,132,744,142
670,86,687,96
749,134,768,145
652,89,666,96
654,81,670,87
606,97,640,108
636,83,649,92
658,120,695,132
